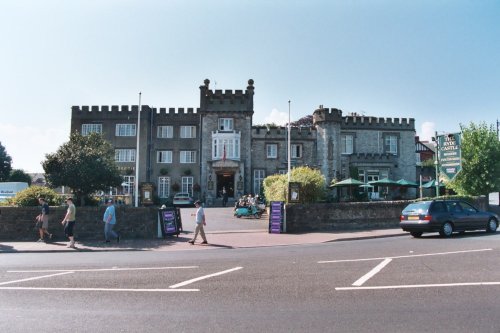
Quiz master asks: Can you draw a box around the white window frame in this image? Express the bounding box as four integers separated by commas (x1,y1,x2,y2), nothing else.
182,176,193,196
82,123,102,136
115,149,136,162
385,135,398,155
266,144,278,159
157,125,173,138
115,124,136,136
180,151,196,163
180,126,196,138
291,144,302,158
122,175,135,195
341,135,354,154
157,150,173,163
218,118,234,131
253,169,265,196
158,176,170,198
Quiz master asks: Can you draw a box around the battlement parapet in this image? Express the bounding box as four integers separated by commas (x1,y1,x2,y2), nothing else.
252,126,316,138
155,107,199,115
72,105,200,116
350,152,397,160
342,116,415,130
313,106,343,124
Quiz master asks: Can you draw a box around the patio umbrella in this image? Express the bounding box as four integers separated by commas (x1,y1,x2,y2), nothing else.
368,178,399,186
422,179,445,189
330,178,367,199
396,179,419,187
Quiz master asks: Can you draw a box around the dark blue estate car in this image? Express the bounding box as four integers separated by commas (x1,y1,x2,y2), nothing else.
400,200,499,238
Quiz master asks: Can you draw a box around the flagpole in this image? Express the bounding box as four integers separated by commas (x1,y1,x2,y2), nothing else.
287,100,291,183
134,92,141,207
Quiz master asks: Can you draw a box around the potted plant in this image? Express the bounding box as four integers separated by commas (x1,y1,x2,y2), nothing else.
159,167,169,175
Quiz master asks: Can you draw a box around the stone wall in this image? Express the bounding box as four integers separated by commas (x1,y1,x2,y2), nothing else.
285,197,490,233
0,206,159,241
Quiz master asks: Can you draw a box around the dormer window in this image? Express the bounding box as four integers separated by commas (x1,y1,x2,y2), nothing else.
218,118,233,131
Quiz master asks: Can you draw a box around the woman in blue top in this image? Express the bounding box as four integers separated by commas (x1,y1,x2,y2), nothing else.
103,199,120,243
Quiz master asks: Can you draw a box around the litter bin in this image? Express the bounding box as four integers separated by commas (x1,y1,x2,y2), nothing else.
158,207,183,237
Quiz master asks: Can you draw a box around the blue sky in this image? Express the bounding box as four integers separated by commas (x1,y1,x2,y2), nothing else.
1,0,499,173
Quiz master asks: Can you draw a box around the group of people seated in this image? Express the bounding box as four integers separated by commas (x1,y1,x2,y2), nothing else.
234,194,260,210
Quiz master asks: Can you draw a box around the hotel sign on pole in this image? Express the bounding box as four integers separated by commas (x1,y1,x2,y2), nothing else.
437,133,462,181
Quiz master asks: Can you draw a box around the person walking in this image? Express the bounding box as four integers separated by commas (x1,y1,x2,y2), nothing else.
36,197,52,242
222,187,228,207
61,197,76,248
188,200,207,245
103,199,119,243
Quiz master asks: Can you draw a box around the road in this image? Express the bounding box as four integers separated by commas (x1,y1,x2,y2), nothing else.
1,231,500,332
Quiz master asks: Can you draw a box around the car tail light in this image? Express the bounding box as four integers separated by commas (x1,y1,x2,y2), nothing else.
423,215,432,221
400,215,405,221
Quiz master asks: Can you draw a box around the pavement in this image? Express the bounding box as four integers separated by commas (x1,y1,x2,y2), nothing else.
0,228,407,253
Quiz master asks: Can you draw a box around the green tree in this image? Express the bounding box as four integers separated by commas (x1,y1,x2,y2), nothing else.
290,115,313,127
263,166,326,203
42,132,123,205
9,169,32,185
0,141,13,181
449,122,500,196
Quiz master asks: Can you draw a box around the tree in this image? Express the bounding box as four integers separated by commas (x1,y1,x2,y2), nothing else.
0,141,13,181
42,132,123,205
449,122,500,196
290,115,313,127
9,169,32,185
263,166,326,203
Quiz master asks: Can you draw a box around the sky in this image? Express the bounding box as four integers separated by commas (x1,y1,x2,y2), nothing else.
1,0,499,173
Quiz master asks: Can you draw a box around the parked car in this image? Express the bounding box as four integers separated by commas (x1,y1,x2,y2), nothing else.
400,200,499,238
172,193,194,207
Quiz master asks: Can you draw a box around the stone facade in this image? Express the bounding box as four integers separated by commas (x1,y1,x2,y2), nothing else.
70,79,416,205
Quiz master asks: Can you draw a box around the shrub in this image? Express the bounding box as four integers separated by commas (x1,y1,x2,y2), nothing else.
10,186,64,207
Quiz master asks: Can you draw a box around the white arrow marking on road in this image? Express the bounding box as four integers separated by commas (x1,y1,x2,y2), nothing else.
0,271,74,286
352,258,392,286
169,267,243,289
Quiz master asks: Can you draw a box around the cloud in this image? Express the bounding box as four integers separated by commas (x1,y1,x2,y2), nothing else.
0,123,67,173
420,121,435,141
263,108,288,126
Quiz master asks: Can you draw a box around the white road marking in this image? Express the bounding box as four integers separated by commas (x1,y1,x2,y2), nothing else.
352,258,392,287
336,281,500,291
169,267,243,289
8,266,198,273
318,248,493,264
0,287,198,292
0,272,74,286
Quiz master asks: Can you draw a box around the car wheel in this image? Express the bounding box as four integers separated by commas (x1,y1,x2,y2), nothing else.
410,231,423,238
440,222,453,237
486,218,498,233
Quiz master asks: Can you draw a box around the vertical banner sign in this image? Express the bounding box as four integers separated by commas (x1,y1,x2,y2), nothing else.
438,133,462,181
269,201,284,234
159,208,179,237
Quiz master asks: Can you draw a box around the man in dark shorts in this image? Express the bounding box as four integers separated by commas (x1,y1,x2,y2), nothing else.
61,197,76,248
36,197,52,242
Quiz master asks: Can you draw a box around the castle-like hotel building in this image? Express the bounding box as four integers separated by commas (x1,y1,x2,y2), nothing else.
70,79,416,204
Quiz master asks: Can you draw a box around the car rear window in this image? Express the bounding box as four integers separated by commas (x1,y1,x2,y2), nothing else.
402,202,431,214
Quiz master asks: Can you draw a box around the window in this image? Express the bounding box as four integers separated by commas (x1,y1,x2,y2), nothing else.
341,135,354,154
384,135,398,154
291,144,302,158
278,169,288,175
180,151,196,163
180,126,196,138
115,149,136,162
157,126,173,138
115,124,136,136
218,118,234,131
182,176,193,196
82,124,102,136
158,177,170,198
122,176,135,195
157,150,172,163
213,138,240,160
266,144,278,158
253,170,265,196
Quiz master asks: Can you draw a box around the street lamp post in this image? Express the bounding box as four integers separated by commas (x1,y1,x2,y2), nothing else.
134,92,141,207
433,131,440,197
